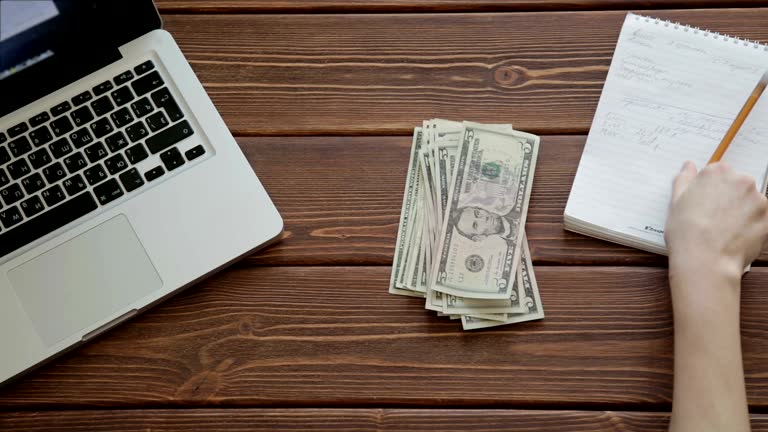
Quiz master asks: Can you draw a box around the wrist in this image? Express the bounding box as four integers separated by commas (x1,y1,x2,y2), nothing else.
668,251,744,286
668,255,742,324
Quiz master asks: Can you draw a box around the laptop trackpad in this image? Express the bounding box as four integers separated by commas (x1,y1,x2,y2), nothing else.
8,215,162,347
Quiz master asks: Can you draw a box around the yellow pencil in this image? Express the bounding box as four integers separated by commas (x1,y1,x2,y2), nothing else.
708,71,768,164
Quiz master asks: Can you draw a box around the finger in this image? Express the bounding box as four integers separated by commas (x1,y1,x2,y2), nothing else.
672,160,698,201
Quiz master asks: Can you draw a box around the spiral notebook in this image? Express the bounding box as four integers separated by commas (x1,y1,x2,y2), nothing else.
564,13,768,255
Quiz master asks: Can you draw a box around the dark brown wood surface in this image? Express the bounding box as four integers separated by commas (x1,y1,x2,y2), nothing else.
0,409,692,431
162,10,768,136
155,0,768,13
4,2,768,430
9,408,768,432
2,266,768,409
239,136,764,267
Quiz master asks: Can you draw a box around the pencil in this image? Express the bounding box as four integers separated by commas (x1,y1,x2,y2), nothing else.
708,71,768,164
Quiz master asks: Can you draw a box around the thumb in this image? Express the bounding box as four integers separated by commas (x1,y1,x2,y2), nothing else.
672,160,698,201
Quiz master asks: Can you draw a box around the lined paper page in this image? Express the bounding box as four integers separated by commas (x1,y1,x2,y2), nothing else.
566,13,768,250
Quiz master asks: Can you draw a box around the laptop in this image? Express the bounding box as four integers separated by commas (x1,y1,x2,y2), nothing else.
0,0,283,384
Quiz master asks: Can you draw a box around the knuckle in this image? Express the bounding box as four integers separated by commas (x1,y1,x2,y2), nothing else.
739,174,756,189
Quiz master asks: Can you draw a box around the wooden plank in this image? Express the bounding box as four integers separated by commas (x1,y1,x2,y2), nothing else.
7,409,768,432
239,135,677,267
1,266,768,408
161,10,768,135
0,409,671,432
156,0,768,13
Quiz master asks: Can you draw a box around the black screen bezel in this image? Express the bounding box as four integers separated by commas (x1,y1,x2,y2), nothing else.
0,0,162,118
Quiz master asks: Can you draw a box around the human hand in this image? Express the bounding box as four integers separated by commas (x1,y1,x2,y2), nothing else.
665,161,768,282
665,161,758,432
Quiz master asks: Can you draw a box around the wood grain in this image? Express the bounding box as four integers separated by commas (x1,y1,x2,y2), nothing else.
162,10,768,135
156,0,768,13
236,135,724,267
1,265,768,408
1,408,759,432
0,409,675,432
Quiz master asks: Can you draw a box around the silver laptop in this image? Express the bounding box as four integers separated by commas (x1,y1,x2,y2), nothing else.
0,0,283,384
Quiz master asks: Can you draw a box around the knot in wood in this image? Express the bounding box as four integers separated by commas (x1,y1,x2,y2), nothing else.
493,66,525,86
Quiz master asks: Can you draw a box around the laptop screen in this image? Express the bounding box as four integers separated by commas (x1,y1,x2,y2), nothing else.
0,1,61,81
0,0,161,118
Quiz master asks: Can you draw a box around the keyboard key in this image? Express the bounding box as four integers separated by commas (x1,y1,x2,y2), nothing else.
63,152,88,173
145,110,168,132
41,185,66,207
7,159,30,180
90,117,114,138
0,168,9,187
105,131,129,153
1,184,24,206
29,126,53,147
0,133,6,144
144,165,165,182
49,137,73,159
130,97,154,118
149,87,171,107
0,205,23,229
84,142,108,163
151,88,183,122
119,168,144,192
134,60,155,76
29,112,50,128
21,173,45,195
125,121,148,143
125,143,148,164
42,162,67,184
93,80,114,96
160,147,185,172
91,96,114,117
63,174,86,196
72,91,93,106
131,71,164,96
8,122,29,138
110,107,134,128
71,105,95,127
93,178,123,205
84,164,108,185
28,148,52,170
20,196,45,218
0,192,98,259
111,86,135,107
165,101,183,122
104,153,128,175
51,116,74,136
114,70,135,86
0,147,9,165
185,145,206,161
146,120,193,154
8,136,32,157
51,101,72,117
69,127,94,149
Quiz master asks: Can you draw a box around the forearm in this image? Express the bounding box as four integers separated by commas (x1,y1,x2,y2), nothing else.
668,266,750,432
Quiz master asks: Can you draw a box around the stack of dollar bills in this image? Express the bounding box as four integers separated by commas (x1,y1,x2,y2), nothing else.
389,119,544,330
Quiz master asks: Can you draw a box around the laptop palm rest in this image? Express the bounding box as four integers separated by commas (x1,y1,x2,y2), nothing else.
7,215,162,347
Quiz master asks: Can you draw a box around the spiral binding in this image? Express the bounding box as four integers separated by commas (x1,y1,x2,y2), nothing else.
632,13,768,51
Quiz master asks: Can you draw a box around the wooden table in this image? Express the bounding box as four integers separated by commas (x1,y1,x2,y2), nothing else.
4,1,768,430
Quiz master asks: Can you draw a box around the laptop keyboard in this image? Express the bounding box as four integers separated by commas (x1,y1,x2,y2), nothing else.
0,60,206,259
